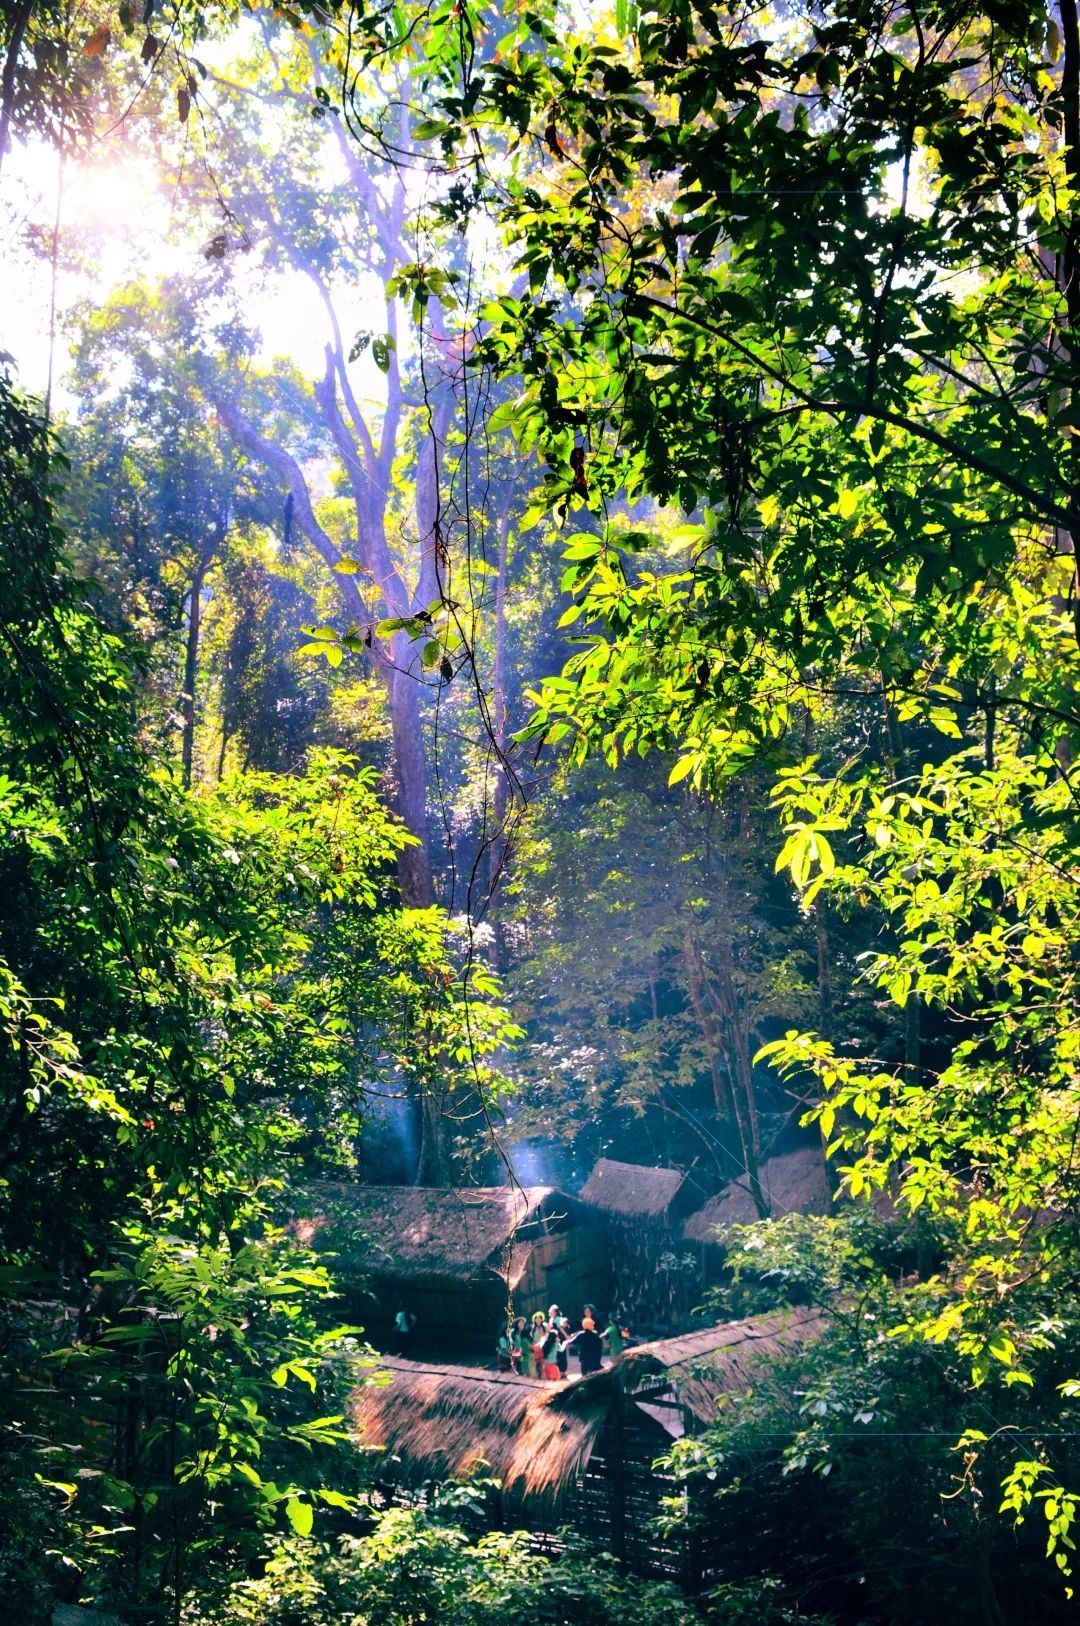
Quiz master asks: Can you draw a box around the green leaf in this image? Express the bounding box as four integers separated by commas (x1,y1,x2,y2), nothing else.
562,533,602,560
372,335,397,373
285,1496,313,1537
376,616,425,638
888,971,912,1007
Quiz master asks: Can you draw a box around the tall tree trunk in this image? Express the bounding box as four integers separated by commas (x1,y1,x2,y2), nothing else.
388,661,433,909
487,507,512,960
215,338,452,1184
714,932,767,1216
180,537,220,790
385,655,449,1187
1060,0,1080,642
815,902,832,1031
0,0,32,179
683,929,764,1211
416,1095,449,1187
880,670,922,1077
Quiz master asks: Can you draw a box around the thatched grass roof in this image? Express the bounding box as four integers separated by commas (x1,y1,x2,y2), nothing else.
296,1182,579,1290
579,1157,694,1218
349,1359,606,1502
600,1307,826,1423
683,1149,831,1240
350,1310,825,1501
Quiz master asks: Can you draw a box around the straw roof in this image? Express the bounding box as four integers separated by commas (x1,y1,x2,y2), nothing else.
683,1149,831,1241
350,1310,825,1501
296,1183,577,1289
601,1307,826,1423
349,1359,605,1503
579,1158,693,1218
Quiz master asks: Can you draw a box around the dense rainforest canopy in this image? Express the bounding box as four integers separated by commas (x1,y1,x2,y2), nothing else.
2,0,1080,1621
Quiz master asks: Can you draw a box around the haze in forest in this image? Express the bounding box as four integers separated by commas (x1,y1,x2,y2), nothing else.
2,2,1080,1624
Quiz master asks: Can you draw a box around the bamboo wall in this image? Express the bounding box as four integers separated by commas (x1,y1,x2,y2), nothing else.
512,1226,613,1321
561,1395,693,1583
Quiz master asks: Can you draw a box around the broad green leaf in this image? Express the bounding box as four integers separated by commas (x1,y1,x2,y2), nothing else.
285,1496,313,1537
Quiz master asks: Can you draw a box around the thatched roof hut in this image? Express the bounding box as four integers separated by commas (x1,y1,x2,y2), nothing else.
683,1148,832,1241
350,1359,600,1503
351,1310,825,1583
580,1157,704,1221
298,1182,561,1282
578,1158,712,1325
349,1307,825,1505
296,1182,611,1347
600,1307,825,1427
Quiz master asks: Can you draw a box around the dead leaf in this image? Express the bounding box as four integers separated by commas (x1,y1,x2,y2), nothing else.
82,24,111,57
177,84,190,122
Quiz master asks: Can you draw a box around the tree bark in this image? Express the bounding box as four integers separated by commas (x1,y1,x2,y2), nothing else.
487,507,512,954
0,0,32,179
179,526,224,791
213,396,434,858
388,662,433,908
179,565,204,792
815,902,832,1030
683,928,764,1211
1059,0,1080,643
713,931,767,1215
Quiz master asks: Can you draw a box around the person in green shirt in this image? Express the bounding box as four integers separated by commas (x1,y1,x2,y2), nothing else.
603,1315,628,1360
512,1315,535,1377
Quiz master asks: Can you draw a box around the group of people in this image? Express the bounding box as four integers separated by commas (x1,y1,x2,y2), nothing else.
496,1304,630,1381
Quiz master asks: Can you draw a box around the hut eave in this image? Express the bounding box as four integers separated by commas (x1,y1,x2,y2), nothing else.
349,1358,609,1504
610,1308,827,1422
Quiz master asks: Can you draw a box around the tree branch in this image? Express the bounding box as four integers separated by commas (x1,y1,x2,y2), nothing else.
631,292,1073,532
304,264,380,466
214,393,373,632
311,357,412,617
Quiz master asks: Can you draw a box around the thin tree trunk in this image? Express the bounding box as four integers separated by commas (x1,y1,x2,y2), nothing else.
386,648,446,1184
904,995,921,1077
0,0,32,179
180,541,218,790
815,902,832,1030
1054,0,1080,671
487,508,512,957
714,933,767,1215
683,929,763,1210
880,666,921,1075
388,662,433,910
